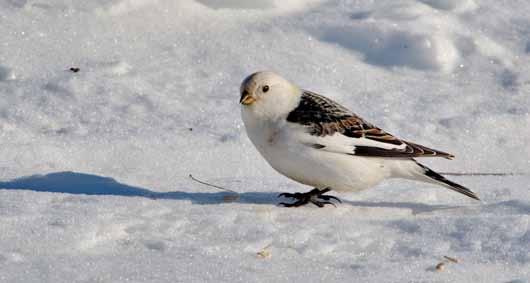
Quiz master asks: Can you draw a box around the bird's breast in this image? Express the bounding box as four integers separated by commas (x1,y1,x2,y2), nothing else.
242,113,387,191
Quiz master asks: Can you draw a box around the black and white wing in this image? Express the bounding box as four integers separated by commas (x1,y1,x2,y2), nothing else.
286,90,454,159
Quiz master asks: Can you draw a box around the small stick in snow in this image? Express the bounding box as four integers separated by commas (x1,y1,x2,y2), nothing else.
443,255,459,263
435,255,459,272
257,244,272,259
188,174,240,202
435,262,445,272
188,174,237,193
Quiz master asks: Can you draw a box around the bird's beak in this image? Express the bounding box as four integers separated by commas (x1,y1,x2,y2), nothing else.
240,90,256,105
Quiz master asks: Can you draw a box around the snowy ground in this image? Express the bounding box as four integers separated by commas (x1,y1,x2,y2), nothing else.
1,0,529,282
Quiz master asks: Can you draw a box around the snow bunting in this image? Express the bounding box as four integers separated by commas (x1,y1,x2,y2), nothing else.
240,71,479,207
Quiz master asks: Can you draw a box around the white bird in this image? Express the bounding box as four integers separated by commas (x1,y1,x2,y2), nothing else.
240,71,479,207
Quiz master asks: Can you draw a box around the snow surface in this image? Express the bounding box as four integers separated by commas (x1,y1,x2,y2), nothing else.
0,0,529,282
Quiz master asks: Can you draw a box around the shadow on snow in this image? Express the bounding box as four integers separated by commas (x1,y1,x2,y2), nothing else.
2,171,527,214
0,171,278,205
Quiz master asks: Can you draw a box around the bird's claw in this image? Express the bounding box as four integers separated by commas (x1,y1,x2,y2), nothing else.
318,195,342,203
277,192,302,199
278,188,341,208
310,200,336,208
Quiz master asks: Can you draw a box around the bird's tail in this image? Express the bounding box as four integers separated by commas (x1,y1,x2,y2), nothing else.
413,162,480,200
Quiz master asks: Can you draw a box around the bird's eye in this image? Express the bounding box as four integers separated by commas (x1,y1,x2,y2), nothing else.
262,85,270,93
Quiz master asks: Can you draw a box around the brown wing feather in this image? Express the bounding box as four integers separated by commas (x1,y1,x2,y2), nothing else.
287,91,454,159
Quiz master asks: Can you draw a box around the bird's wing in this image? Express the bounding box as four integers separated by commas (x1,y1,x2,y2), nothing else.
287,90,454,159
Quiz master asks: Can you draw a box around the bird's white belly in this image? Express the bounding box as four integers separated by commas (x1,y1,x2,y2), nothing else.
248,123,388,192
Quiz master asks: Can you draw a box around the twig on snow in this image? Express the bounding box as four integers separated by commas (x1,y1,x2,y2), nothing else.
188,174,240,202
188,174,237,193
257,243,272,259
435,255,460,272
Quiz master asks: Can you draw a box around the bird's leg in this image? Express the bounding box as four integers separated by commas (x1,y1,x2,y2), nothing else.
278,187,341,207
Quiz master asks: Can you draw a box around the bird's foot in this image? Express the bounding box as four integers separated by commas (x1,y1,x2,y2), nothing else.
278,188,341,208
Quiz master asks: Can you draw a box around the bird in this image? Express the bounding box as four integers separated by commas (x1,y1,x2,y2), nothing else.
239,71,479,207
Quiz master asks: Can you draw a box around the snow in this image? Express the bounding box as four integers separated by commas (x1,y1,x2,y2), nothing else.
0,0,529,282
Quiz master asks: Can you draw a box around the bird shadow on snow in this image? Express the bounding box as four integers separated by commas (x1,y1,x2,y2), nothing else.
2,171,527,214
0,171,281,205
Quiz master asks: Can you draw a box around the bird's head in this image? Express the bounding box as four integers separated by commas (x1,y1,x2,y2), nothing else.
240,71,301,120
